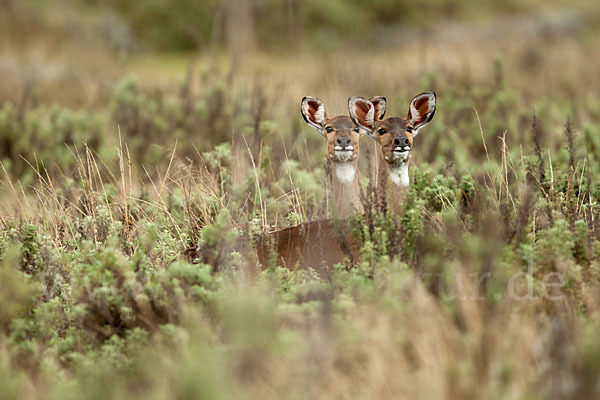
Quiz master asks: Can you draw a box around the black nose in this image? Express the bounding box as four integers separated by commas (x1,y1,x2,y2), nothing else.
393,137,410,147
336,136,352,147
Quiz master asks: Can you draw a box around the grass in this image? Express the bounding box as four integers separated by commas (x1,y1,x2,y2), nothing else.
2,4,600,399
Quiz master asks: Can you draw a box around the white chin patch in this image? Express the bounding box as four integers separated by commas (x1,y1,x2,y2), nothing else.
392,149,410,162
333,150,355,163
335,162,356,184
390,163,410,187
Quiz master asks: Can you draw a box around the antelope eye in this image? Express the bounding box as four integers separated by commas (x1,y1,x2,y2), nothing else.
378,128,387,135
406,126,413,133
325,126,333,133
353,127,360,133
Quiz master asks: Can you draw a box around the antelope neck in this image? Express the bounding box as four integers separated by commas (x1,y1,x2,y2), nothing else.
331,159,360,217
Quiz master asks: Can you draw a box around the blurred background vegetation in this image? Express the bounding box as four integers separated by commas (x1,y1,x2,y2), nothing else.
3,1,600,399
3,0,597,52
2,0,600,102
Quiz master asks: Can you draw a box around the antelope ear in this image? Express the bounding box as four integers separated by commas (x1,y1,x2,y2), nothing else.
407,92,436,135
369,96,386,120
348,96,375,139
301,96,327,135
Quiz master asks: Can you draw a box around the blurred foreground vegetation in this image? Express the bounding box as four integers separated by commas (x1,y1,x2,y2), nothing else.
2,1,600,399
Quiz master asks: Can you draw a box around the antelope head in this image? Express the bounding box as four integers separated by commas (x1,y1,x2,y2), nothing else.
348,92,436,187
301,96,362,183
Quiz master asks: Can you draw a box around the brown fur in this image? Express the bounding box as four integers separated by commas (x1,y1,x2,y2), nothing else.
255,220,360,275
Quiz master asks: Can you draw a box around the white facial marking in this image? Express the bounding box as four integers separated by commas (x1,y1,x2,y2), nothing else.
334,150,354,163
335,162,356,184
391,148,410,162
390,163,410,187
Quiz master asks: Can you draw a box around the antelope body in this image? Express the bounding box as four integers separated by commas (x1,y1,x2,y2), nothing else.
255,219,359,274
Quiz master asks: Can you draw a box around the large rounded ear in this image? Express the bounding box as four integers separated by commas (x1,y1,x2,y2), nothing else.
407,92,436,135
348,96,376,139
369,96,386,120
301,96,327,135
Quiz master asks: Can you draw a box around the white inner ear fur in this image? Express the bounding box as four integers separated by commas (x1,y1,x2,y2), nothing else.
334,162,356,184
364,105,375,130
371,99,386,120
409,102,421,125
390,163,410,187
313,103,326,126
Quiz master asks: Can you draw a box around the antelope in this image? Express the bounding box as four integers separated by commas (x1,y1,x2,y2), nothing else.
254,97,364,272
348,93,436,213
